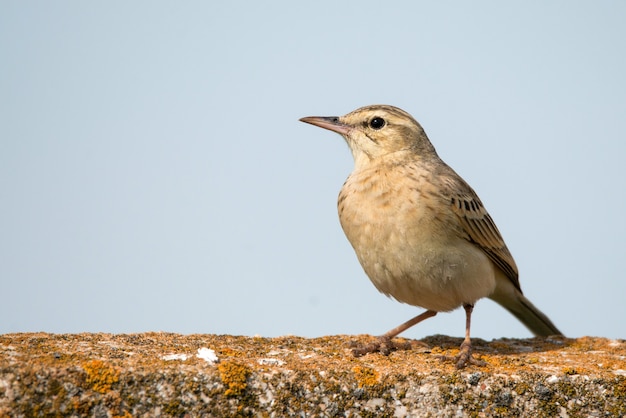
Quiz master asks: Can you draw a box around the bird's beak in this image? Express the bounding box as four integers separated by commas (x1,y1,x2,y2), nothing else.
299,116,352,136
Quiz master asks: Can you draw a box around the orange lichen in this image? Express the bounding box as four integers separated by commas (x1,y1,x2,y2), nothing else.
82,360,120,394
353,365,379,387
217,360,251,397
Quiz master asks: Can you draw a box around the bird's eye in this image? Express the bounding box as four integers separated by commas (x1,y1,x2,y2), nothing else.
369,117,386,130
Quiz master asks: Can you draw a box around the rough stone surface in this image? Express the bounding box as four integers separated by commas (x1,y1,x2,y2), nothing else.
0,333,625,417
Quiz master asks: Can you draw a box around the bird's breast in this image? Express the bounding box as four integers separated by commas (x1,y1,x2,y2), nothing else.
338,168,441,268
337,166,496,311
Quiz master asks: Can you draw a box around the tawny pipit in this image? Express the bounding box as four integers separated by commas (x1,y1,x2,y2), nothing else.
300,105,562,368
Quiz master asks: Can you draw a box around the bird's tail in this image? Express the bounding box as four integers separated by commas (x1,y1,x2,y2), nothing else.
489,275,563,337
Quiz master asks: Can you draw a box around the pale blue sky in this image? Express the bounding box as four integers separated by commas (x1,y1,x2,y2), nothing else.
1,2,625,341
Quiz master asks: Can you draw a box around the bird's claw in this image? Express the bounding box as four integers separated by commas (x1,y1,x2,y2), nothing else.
439,340,486,369
350,336,412,357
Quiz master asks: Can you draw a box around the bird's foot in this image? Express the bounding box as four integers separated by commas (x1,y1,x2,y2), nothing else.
350,336,413,357
439,340,486,369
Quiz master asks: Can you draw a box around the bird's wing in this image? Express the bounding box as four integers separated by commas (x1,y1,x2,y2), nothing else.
448,188,521,291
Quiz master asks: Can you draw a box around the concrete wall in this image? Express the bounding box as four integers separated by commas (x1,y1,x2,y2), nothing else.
1,333,624,417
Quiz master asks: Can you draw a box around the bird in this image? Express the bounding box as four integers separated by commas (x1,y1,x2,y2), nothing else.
299,105,563,368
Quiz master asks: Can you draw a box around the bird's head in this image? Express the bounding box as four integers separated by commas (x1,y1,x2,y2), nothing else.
300,105,437,168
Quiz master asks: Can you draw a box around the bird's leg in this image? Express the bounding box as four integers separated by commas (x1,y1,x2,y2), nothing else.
352,310,437,357
440,303,486,368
